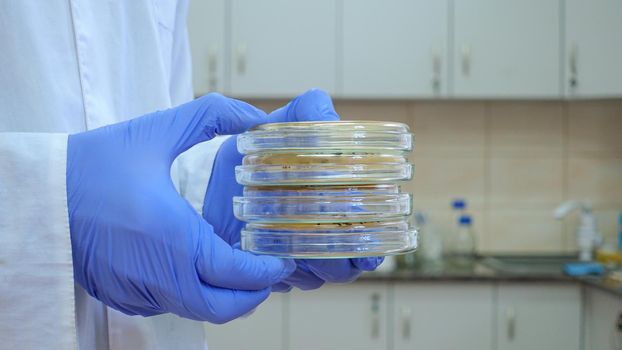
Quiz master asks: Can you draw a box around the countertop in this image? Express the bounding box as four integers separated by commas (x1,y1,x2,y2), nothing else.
358,257,622,298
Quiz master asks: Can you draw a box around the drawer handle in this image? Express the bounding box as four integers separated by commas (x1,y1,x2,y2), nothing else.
461,44,471,76
401,307,412,339
506,307,516,341
207,46,218,90
236,43,247,75
432,49,442,93
370,293,380,339
569,43,578,89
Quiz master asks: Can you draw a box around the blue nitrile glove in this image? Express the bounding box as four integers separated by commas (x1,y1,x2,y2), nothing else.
203,89,384,292
67,93,296,323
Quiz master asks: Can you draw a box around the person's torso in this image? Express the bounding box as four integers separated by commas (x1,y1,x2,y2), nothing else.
0,0,192,133
0,1,205,349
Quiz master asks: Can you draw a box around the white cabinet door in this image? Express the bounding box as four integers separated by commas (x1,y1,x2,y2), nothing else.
204,293,285,350
393,282,494,350
584,287,622,350
188,0,226,95
230,0,336,98
565,0,622,98
453,0,561,98
341,0,449,98
496,283,581,350
289,283,389,350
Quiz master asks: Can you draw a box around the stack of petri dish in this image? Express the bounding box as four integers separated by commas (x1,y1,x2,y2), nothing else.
233,121,417,258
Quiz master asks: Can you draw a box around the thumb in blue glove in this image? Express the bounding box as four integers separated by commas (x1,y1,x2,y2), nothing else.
203,89,384,293
67,93,295,323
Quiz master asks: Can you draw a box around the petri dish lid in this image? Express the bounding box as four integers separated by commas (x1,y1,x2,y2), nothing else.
237,121,413,154
233,193,412,223
242,152,407,166
240,220,418,258
235,162,413,186
243,184,401,197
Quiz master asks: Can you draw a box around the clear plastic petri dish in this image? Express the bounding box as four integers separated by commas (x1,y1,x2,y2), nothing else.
237,121,413,154
243,184,401,197
240,221,418,258
233,192,412,223
235,162,413,186
242,152,407,165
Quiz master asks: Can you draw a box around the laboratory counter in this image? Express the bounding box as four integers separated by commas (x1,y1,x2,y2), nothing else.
359,256,622,298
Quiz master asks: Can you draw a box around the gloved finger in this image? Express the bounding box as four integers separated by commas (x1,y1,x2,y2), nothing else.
352,257,385,271
305,259,363,284
203,138,246,245
196,228,296,291
268,88,340,123
279,261,325,291
271,282,293,293
194,286,272,324
155,93,268,160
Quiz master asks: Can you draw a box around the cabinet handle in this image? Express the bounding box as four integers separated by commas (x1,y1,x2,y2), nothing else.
370,293,380,339
461,45,471,76
207,46,218,91
236,43,247,75
506,307,516,341
401,307,412,339
569,43,578,89
432,50,442,93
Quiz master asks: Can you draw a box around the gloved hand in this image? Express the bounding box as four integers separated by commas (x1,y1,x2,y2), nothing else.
67,93,296,323
203,89,384,292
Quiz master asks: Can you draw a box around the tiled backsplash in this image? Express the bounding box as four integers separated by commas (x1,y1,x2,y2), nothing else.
248,99,622,254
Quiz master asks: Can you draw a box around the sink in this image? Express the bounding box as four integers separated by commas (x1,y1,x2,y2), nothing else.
480,254,579,275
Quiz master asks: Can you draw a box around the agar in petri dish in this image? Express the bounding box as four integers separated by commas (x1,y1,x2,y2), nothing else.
237,121,414,154
241,221,418,258
233,192,412,223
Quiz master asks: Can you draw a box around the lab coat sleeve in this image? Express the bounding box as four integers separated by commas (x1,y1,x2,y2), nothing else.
0,133,76,349
175,136,230,213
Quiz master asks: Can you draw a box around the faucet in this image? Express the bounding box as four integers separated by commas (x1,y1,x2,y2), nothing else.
554,200,602,261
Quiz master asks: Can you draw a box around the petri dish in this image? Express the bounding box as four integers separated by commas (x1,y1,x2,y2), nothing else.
243,184,401,197
240,221,418,258
233,193,412,223
242,153,407,166
237,121,413,154
235,162,413,186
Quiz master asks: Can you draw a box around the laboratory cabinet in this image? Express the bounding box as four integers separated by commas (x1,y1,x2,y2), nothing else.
288,283,389,350
204,293,286,350
565,0,622,98
202,281,584,350
452,0,561,98
229,0,337,98
393,282,494,350
341,0,449,98
495,283,581,350
187,0,226,95
188,0,622,99
584,287,622,350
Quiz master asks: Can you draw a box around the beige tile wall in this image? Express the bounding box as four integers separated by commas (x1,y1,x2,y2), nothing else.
248,99,622,254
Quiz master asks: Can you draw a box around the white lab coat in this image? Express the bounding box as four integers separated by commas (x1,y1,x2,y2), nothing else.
0,1,225,349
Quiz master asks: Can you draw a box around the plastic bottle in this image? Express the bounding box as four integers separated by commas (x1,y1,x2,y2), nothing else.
452,215,476,266
415,212,443,265
451,199,466,218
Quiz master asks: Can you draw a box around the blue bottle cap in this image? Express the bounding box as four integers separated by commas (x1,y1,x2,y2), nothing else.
459,215,472,225
452,199,466,210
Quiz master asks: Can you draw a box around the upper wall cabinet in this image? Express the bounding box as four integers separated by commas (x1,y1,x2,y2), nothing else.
565,0,622,98
229,0,337,98
453,0,561,98
188,0,226,95
341,0,449,98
